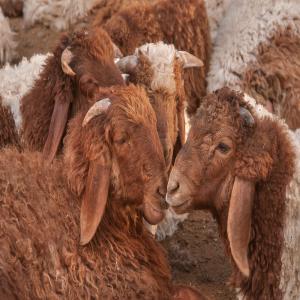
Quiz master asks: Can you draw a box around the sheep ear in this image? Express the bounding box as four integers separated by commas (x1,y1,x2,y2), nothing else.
61,47,76,76
116,55,138,73
172,106,185,163
227,177,255,277
80,148,111,245
42,98,71,163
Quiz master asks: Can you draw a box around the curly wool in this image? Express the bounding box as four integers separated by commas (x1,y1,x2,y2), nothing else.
23,0,99,30
0,54,49,131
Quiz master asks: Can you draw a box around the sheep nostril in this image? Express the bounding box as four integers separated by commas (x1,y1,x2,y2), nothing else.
160,198,169,210
157,185,167,198
167,181,180,195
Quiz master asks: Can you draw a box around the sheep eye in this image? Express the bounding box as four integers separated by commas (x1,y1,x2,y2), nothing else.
217,142,230,154
114,132,128,145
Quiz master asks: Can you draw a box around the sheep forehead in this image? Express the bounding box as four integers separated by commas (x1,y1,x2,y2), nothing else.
135,42,177,93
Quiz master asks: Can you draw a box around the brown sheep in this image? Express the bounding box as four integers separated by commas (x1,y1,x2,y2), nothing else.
0,0,23,17
166,87,300,299
117,42,204,172
0,84,205,299
101,0,211,116
20,26,124,163
0,96,19,148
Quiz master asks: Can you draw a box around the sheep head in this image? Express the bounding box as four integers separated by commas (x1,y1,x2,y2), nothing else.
166,87,276,277
42,27,125,164
64,84,168,245
116,42,204,172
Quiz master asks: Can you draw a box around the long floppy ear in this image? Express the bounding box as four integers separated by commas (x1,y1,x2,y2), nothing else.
176,51,204,68
172,106,185,163
227,177,255,277
42,47,76,163
42,98,71,163
80,148,111,245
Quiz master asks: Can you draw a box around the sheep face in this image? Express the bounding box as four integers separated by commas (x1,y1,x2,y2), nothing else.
21,27,125,163
167,87,278,276
64,85,168,244
116,42,203,172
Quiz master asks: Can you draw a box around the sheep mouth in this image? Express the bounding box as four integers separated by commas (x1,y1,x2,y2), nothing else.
142,200,165,225
171,200,192,214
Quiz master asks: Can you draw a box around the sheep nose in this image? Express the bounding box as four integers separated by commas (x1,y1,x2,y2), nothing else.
167,180,180,195
156,185,169,209
157,185,167,198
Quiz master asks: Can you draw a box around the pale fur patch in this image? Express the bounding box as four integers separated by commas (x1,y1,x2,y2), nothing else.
23,0,99,31
0,7,17,64
156,209,188,241
244,93,300,299
136,42,177,94
0,54,50,130
204,0,232,42
207,0,300,93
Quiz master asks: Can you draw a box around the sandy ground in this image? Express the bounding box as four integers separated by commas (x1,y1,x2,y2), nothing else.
4,13,236,300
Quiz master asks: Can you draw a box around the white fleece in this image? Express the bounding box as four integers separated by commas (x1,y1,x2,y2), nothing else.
23,0,99,31
0,7,17,64
207,0,300,93
204,0,232,42
0,54,50,130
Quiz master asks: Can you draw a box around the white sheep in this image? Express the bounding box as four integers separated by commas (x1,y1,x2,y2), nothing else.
207,0,300,129
23,0,99,31
0,53,49,130
0,7,17,65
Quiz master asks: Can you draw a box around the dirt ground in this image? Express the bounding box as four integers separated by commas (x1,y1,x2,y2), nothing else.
161,211,235,299
5,13,236,300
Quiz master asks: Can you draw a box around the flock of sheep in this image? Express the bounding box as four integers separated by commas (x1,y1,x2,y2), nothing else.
0,0,299,299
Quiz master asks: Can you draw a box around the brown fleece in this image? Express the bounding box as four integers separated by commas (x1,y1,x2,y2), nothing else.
102,0,211,116
243,27,300,130
0,85,175,299
173,88,296,299
20,27,124,153
0,97,19,148
0,0,23,17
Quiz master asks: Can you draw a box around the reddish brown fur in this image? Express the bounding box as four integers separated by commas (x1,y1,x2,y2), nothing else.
92,0,152,25
20,27,124,152
243,27,300,130
0,96,19,149
169,88,296,299
0,85,175,299
0,0,23,17
101,0,211,116
126,52,186,171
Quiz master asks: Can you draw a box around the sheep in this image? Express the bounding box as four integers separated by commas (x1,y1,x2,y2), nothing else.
207,0,300,129
116,42,204,172
204,0,232,43
15,27,124,162
166,87,300,299
23,0,100,31
102,0,211,116
0,84,205,300
0,7,16,65
0,0,23,17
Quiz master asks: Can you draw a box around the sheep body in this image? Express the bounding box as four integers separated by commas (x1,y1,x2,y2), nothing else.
23,0,99,30
244,94,300,300
0,54,49,130
207,0,300,128
0,7,16,65
204,0,231,42
0,84,173,299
